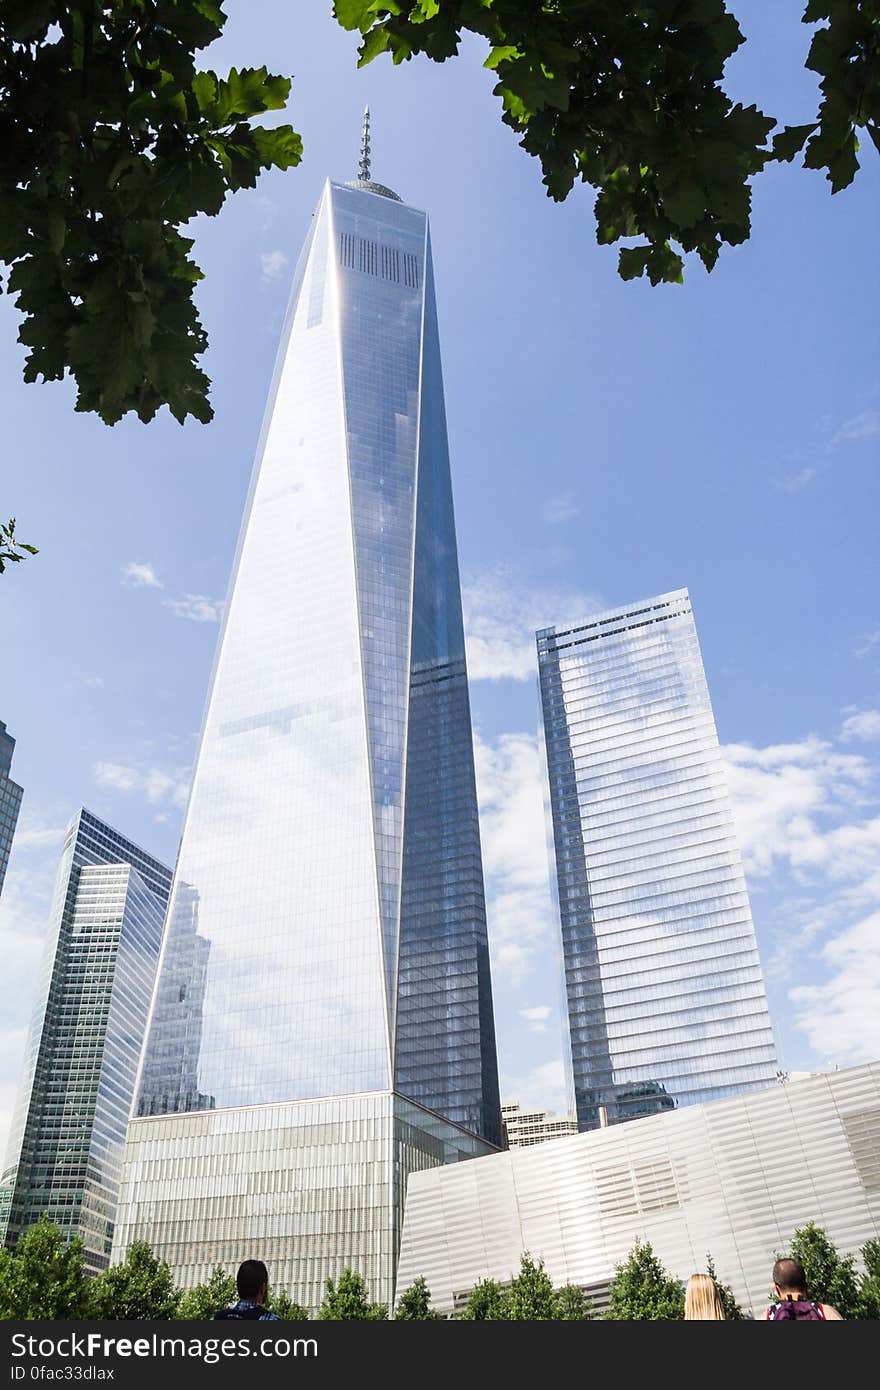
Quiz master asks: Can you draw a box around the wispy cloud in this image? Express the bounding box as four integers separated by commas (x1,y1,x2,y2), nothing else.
94,761,190,808
776,465,817,494
122,561,163,590
474,731,556,985
162,594,224,624
463,568,602,681
854,629,880,660
500,1056,569,1114
540,491,580,525
840,708,880,742
261,249,288,284
519,1005,553,1034
829,409,880,448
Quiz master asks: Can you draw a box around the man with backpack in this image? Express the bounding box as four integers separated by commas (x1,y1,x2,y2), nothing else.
213,1259,282,1320
764,1258,843,1320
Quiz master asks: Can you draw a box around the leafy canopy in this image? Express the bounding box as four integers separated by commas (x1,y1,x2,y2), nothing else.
786,1222,864,1320
0,517,38,573
0,1,301,427
705,1253,745,1320
317,1267,387,1320
265,1288,310,1320
175,1264,236,1319
605,1239,685,1320
0,1218,88,1320
335,1,880,285
394,1274,441,1319
89,1239,180,1320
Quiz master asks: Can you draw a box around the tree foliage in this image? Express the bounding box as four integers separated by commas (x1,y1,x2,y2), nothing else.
0,517,38,573
0,1218,88,1320
395,1274,441,1319
503,1252,557,1320
266,1288,310,1320
335,1,879,285
457,1276,509,1320
175,1265,236,1319
552,1283,594,1320
0,1,301,427
317,1267,387,1320
605,1239,685,1320
456,1254,593,1319
705,1253,745,1320
89,1239,180,1320
787,1222,865,1320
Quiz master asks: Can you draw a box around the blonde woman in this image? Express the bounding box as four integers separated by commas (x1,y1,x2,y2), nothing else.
685,1273,725,1320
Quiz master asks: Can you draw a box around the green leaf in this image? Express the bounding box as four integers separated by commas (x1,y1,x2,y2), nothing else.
772,123,819,162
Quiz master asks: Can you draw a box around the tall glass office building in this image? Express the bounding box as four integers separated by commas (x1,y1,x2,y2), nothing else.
1,809,171,1271
113,139,501,1309
0,720,24,897
537,589,778,1132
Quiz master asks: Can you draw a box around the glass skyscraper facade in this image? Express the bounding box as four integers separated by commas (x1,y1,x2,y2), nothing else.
2,809,171,1271
0,720,24,898
114,162,500,1307
537,590,778,1132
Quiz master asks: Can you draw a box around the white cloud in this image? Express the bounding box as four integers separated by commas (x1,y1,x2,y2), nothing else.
790,911,880,1067
501,1057,569,1114
840,708,880,742
162,594,224,624
776,465,817,493
122,561,163,590
94,761,189,808
830,409,880,448
519,1005,552,1034
261,249,288,283
474,731,556,985
855,629,880,660
540,491,580,525
463,568,602,681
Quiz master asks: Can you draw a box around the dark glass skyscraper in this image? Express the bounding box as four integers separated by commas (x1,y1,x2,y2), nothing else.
0,721,24,898
114,137,501,1307
2,809,171,1271
538,590,778,1132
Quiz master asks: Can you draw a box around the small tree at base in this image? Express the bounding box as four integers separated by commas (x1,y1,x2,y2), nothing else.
705,1254,745,1320
457,1278,508,1320
176,1266,236,1319
89,1240,180,1320
857,1239,880,1320
0,1219,88,1319
605,1240,684,1321
553,1284,594,1320
317,1269,386,1320
788,1223,861,1320
395,1275,440,1320
504,1254,557,1320
266,1289,310,1320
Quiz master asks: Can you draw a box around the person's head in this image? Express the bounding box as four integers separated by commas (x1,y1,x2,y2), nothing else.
237,1259,270,1304
772,1258,808,1301
684,1272,725,1320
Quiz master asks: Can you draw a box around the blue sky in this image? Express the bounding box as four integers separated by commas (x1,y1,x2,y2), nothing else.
1,3,878,1149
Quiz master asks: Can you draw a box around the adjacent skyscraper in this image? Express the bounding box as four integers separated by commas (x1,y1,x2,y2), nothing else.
0,721,24,897
2,809,171,1271
537,589,778,1131
113,129,501,1308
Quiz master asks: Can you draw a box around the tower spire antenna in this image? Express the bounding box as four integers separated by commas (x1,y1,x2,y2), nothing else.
359,106,371,183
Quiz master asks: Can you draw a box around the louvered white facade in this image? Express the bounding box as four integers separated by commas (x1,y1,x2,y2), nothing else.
396,1062,880,1315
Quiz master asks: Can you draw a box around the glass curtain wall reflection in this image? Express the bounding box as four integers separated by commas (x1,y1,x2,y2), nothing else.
117,164,501,1301
0,720,24,898
2,809,170,1269
537,590,778,1131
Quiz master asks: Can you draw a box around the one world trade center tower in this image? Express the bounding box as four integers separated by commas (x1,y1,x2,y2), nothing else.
112,121,502,1309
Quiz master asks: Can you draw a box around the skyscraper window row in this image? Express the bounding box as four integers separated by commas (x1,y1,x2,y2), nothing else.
562,844,745,894
537,591,691,645
572,809,736,865
552,705,719,757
